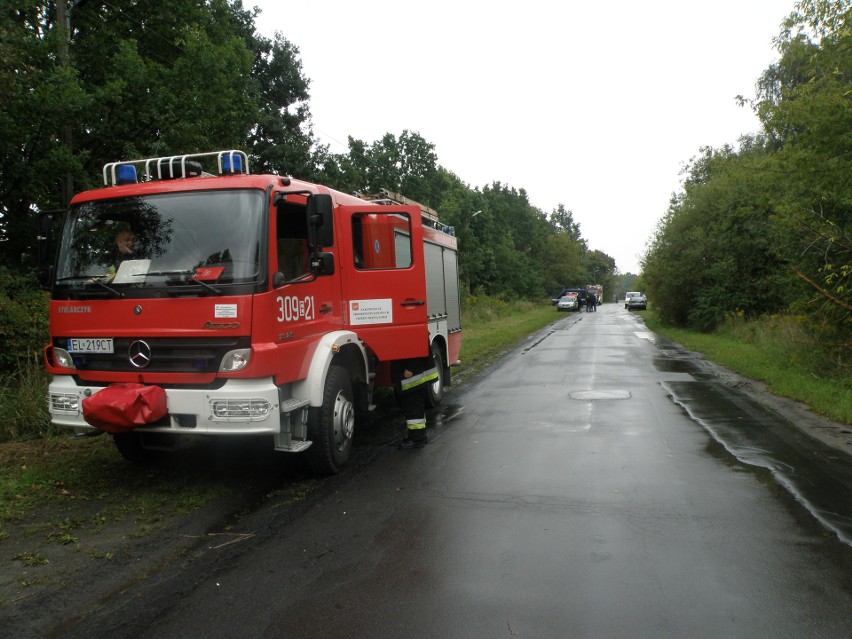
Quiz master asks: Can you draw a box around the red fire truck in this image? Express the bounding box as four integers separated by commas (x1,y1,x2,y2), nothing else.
586,284,603,305
42,150,462,474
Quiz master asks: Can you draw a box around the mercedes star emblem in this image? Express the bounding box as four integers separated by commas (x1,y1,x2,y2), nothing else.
127,340,152,369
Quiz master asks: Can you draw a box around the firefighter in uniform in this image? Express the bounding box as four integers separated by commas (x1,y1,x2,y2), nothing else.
393,356,438,449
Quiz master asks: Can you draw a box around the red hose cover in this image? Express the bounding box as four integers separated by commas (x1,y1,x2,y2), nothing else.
81,383,167,433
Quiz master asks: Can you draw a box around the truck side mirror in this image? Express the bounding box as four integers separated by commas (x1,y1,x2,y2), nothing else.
307,193,334,250
310,252,335,276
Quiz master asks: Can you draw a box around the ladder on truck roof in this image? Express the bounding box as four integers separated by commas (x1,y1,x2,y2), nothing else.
357,188,452,235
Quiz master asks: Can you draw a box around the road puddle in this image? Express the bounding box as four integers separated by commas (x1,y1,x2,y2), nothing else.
663,380,852,547
569,390,632,400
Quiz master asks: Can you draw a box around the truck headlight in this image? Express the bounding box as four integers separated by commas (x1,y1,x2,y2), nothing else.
52,348,76,369
219,349,251,372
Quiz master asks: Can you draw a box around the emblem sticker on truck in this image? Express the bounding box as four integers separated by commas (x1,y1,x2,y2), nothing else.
349,299,393,325
215,304,238,318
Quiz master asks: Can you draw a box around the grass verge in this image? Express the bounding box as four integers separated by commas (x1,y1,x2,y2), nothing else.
643,310,851,425
0,435,235,548
454,296,559,380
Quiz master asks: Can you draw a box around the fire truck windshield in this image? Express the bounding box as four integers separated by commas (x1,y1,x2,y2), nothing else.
54,189,264,295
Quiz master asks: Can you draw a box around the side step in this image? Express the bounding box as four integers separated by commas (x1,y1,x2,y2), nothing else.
274,398,312,452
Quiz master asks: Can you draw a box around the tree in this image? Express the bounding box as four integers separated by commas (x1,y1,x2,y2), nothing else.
478,183,551,298
326,130,443,203
755,0,850,337
583,249,616,284
542,232,584,294
1,0,317,269
246,30,318,178
549,204,583,241
643,144,794,330
644,0,849,337
429,171,487,296
1,3,89,267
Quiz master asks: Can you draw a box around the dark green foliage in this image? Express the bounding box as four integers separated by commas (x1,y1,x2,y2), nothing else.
1,0,315,269
0,267,50,373
321,130,445,206
246,31,316,179
758,2,851,346
644,1,849,352
644,144,800,331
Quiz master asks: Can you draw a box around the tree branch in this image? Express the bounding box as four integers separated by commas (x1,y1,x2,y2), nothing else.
792,268,852,311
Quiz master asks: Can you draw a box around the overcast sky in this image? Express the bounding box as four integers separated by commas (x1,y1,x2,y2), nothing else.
251,0,796,274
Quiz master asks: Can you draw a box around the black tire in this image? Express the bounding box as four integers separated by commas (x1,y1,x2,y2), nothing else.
424,341,445,409
307,365,355,475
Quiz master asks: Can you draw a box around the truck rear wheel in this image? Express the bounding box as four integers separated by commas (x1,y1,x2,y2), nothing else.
307,365,355,475
425,341,445,409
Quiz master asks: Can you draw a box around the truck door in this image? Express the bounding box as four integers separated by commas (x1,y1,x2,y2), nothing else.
337,205,429,361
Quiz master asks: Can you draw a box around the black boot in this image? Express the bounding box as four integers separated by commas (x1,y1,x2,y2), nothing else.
399,430,428,449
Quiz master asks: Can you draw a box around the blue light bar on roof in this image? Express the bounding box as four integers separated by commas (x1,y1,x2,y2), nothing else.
222,153,243,174
103,150,249,185
116,165,137,185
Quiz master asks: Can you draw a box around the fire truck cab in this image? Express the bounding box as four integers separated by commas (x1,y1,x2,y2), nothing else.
43,150,462,474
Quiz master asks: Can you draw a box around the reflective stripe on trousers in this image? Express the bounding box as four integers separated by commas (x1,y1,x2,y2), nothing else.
406,418,426,431
400,366,438,393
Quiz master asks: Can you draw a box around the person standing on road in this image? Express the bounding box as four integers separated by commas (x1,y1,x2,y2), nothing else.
393,356,438,449
587,292,597,312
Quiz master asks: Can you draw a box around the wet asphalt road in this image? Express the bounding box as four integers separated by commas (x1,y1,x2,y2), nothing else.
66,304,852,638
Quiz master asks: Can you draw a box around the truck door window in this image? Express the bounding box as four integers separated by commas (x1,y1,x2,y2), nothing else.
277,200,309,280
352,213,412,270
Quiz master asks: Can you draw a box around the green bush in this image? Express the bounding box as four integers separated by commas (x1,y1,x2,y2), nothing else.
0,267,50,375
462,295,510,322
0,267,53,441
0,359,55,442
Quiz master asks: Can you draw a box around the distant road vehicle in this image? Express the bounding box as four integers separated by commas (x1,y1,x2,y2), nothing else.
586,284,603,305
552,288,588,307
624,291,641,309
627,293,647,310
557,294,579,312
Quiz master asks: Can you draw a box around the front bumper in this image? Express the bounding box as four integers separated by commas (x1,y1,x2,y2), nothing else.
48,375,283,436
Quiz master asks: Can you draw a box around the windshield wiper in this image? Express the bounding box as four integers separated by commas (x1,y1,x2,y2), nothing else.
55,275,123,297
90,276,124,297
139,270,222,295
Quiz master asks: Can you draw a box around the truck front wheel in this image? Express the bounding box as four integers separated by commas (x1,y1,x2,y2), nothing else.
307,365,355,474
